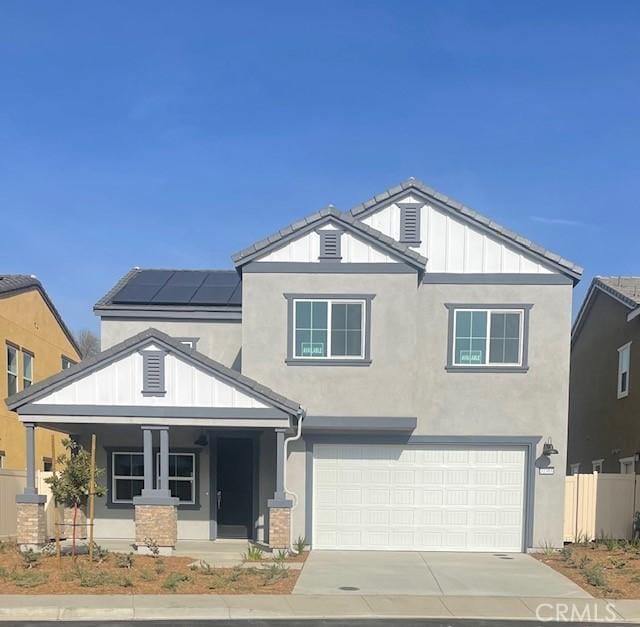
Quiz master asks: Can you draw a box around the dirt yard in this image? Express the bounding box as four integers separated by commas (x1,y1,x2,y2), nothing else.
535,540,640,599
0,540,300,594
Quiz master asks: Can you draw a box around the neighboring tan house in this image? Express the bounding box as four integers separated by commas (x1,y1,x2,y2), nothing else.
0,275,81,470
568,276,640,476
6,178,582,554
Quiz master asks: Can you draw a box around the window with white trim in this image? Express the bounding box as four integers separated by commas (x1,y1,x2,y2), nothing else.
293,299,365,359
618,343,631,399
111,452,144,503
0,451,5,469
6,344,17,395
620,456,635,475
22,350,33,389
156,452,195,504
452,308,524,367
592,459,604,473
570,463,580,475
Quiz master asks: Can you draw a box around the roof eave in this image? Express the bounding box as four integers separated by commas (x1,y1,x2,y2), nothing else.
351,179,583,283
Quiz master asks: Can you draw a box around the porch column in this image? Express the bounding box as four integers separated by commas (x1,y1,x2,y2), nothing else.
133,426,178,556
267,428,292,549
142,427,153,493
159,427,170,495
16,422,47,551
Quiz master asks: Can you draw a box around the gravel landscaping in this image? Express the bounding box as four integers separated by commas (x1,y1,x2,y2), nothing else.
0,539,299,594
535,539,640,598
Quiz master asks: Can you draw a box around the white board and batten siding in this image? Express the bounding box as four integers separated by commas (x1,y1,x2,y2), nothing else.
313,443,526,552
32,344,267,409
259,222,397,264
362,194,555,274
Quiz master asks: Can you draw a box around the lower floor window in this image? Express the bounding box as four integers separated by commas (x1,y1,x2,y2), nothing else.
111,451,196,504
112,452,144,503
156,453,195,504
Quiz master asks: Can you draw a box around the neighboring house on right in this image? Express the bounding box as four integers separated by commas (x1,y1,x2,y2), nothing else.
568,276,640,476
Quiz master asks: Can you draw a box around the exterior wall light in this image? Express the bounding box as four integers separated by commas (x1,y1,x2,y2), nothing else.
543,438,559,456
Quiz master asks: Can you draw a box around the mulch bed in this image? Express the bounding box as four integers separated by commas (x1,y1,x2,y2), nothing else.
535,542,640,599
0,544,299,595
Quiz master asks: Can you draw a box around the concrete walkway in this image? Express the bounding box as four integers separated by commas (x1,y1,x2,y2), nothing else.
0,594,636,622
294,551,589,598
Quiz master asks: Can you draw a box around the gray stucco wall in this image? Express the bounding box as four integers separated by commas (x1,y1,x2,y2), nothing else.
242,272,573,549
100,318,242,370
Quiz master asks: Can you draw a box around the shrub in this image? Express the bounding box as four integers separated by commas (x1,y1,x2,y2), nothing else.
89,542,109,563
274,549,288,563
138,568,156,582
10,570,48,588
0,566,9,579
262,563,288,585
293,536,306,554
116,552,134,569
144,537,160,558
584,565,607,588
20,549,40,569
560,546,573,561
244,545,263,561
78,569,112,588
541,541,555,556
576,556,590,570
162,572,191,592
115,574,134,588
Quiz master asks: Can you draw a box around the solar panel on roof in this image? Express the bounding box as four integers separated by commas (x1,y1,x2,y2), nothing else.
112,284,164,303
109,269,241,306
165,271,209,287
190,285,236,305
130,270,174,286
151,285,201,304
203,272,239,286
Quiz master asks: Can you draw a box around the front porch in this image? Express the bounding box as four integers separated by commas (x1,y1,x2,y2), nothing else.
6,329,302,554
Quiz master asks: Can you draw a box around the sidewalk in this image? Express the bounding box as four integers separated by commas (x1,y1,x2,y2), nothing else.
0,594,639,622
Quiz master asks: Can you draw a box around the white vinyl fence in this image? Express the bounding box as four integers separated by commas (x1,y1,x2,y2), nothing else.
0,470,55,539
564,473,640,542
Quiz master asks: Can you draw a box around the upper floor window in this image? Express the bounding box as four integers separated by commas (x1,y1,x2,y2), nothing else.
61,356,75,370
22,350,33,389
592,459,604,473
446,304,532,372
618,342,631,399
6,344,18,396
285,294,374,365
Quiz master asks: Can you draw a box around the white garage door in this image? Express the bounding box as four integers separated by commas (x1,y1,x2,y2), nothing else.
313,443,526,552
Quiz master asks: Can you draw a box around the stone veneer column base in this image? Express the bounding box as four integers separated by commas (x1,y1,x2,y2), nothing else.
16,498,47,551
134,503,178,555
268,501,292,549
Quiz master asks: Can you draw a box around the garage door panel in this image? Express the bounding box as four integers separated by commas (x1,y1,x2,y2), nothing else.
313,443,526,552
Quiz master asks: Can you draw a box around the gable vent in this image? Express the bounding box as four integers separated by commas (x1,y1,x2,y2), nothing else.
399,203,422,245
319,230,342,261
141,350,166,396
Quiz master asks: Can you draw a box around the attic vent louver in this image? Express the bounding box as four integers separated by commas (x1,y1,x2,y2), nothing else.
319,230,342,261
141,350,166,396
399,202,423,245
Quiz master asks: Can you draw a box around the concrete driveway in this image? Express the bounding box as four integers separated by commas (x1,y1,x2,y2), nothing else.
293,551,590,598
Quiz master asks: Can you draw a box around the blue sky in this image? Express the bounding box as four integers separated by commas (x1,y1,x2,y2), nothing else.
1,1,638,332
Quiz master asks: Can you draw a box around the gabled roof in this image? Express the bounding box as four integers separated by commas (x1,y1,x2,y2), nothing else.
572,276,640,343
350,178,583,282
6,328,301,416
95,268,242,310
232,206,427,271
0,274,81,357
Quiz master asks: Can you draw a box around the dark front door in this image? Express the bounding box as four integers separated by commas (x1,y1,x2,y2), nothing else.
216,437,253,539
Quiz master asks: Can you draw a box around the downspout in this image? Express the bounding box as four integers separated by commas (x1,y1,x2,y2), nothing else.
283,409,305,551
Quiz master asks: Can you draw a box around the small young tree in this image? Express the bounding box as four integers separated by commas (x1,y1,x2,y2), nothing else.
45,438,106,557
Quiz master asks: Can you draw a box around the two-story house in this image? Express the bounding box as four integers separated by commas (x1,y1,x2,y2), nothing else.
6,178,582,554
0,274,81,471
568,277,640,475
